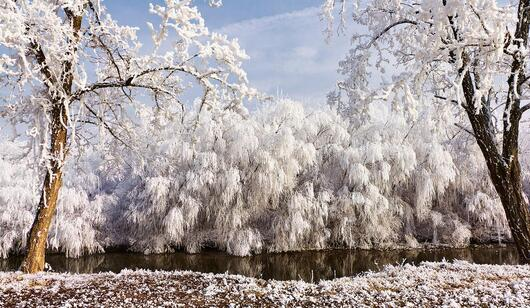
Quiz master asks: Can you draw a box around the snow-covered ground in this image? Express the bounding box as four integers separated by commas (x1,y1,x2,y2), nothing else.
0,261,529,307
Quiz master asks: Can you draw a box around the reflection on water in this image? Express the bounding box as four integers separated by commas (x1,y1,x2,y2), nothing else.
0,245,519,282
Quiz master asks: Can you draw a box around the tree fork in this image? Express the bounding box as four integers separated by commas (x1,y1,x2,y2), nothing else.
465,110,530,263
461,67,530,263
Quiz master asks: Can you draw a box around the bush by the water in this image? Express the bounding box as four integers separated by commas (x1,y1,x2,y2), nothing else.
0,98,517,258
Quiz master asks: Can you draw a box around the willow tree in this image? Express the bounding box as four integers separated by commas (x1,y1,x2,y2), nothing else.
324,0,530,261
0,0,254,273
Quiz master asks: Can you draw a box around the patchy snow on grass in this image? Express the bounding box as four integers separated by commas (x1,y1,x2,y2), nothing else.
0,261,529,307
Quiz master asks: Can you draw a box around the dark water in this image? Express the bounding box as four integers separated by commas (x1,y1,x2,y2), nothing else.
0,245,520,282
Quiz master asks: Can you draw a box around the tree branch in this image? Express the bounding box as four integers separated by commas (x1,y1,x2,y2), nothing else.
367,19,418,47
83,103,131,149
454,123,476,138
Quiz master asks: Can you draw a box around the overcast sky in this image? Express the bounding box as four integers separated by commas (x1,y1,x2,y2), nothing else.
104,0,352,108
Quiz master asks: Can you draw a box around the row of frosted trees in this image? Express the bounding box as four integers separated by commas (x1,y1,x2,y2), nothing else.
1,97,516,258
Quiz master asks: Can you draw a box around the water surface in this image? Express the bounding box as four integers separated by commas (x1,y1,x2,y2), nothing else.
1,245,519,282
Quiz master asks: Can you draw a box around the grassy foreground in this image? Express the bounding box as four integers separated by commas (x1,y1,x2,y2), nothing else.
0,261,529,307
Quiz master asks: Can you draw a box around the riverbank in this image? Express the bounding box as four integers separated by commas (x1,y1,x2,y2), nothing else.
1,244,519,282
1,261,529,307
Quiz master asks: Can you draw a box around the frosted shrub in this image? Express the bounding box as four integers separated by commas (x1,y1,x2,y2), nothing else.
0,98,521,258
0,141,38,258
108,98,508,255
0,142,111,258
48,152,115,258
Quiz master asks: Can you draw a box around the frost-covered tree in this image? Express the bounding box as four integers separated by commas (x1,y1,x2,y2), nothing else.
323,0,530,261
0,0,253,273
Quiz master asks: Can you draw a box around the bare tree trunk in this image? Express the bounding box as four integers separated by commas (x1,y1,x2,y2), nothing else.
19,10,82,273
20,106,68,273
489,155,530,261
463,101,530,262
461,69,530,262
